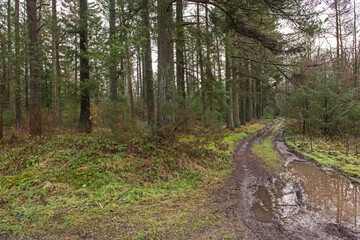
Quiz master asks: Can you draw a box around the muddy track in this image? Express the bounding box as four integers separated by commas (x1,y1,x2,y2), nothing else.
189,119,360,240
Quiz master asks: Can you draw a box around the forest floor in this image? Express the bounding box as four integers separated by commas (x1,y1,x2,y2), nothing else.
1,119,360,239
0,120,267,239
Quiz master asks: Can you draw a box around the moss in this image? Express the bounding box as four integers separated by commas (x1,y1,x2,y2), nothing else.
252,121,284,173
285,126,360,179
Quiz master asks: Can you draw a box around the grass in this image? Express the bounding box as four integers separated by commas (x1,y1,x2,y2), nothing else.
284,129,360,179
252,121,284,173
179,119,271,155
223,121,269,150
0,120,270,239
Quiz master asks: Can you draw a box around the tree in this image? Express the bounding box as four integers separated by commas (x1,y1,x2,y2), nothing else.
109,0,118,102
142,0,155,126
157,0,174,127
176,0,185,100
78,0,91,132
225,35,234,130
27,0,42,135
0,33,7,139
15,0,22,128
52,0,61,126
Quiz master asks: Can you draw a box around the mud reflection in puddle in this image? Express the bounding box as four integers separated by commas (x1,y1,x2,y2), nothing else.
251,161,360,229
285,162,360,228
251,186,274,223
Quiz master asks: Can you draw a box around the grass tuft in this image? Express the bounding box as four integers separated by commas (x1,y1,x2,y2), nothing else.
252,121,284,173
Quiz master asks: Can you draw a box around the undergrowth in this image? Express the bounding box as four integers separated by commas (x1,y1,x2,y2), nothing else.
285,121,360,179
0,120,270,239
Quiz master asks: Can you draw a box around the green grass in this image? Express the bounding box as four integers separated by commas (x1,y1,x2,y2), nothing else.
0,133,228,238
252,121,284,173
178,119,271,155
285,132,360,178
0,120,269,238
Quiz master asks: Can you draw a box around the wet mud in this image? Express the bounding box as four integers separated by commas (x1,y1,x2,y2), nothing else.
197,119,360,239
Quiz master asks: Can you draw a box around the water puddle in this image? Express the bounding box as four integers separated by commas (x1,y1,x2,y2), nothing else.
251,186,274,223
252,161,360,230
285,162,360,228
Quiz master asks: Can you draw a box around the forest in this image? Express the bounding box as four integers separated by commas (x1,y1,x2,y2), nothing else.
1,0,360,239
0,0,358,137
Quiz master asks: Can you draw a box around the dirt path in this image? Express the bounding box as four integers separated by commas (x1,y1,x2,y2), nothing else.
189,119,360,240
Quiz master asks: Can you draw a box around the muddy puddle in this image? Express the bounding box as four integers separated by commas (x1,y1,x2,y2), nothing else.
252,123,360,232
283,162,360,228
249,120,360,236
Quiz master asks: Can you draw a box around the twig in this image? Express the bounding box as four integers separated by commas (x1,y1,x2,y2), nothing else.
115,186,135,202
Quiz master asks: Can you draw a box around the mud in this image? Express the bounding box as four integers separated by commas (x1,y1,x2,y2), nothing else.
194,119,360,239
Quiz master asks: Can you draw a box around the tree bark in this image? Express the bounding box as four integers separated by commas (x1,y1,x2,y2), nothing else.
27,0,42,136
245,62,251,123
15,0,22,128
176,0,185,99
240,95,246,125
74,0,78,96
353,0,358,92
127,55,134,120
0,36,7,139
157,0,174,127
225,38,234,130
25,59,29,114
232,58,240,127
109,0,118,102
142,0,155,126
52,0,59,126
78,0,91,132
6,0,12,113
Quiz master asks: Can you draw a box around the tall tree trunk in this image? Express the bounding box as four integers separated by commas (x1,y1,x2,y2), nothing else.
27,0,42,136
25,59,29,114
245,64,251,122
0,36,7,139
143,0,155,126
176,0,185,100
52,0,59,126
78,0,91,132
196,4,206,114
232,59,240,127
216,37,222,83
240,95,246,125
353,0,358,92
109,0,118,102
56,40,61,127
127,55,134,120
15,0,22,128
74,0,78,96
204,6,213,110
137,49,145,121
185,45,190,96
335,0,340,67
6,0,12,113
157,0,174,127
225,38,234,130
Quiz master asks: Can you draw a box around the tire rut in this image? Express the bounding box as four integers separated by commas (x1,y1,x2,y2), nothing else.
189,119,360,240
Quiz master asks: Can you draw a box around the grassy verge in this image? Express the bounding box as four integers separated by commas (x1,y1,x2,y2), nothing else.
284,127,360,178
252,121,284,173
0,120,270,239
179,119,271,155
